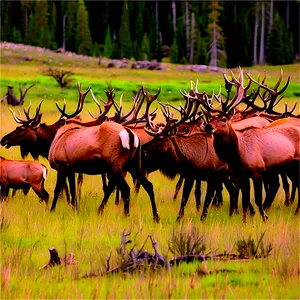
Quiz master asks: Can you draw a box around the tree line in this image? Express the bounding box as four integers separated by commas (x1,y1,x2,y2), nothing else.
1,0,299,67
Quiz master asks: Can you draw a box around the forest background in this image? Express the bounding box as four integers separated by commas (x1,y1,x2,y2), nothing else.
1,0,299,68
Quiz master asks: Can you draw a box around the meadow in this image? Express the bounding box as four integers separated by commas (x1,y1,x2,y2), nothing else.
0,43,299,299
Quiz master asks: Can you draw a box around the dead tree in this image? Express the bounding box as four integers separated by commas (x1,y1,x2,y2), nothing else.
43,68,74,87
0,83,35,106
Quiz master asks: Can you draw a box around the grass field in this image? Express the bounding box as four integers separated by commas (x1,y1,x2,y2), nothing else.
0,43,299,299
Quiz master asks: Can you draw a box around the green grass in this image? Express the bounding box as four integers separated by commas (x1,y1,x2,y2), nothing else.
0,43,299,299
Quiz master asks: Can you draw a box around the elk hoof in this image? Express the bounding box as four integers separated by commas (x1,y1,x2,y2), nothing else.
200,214,207,222
154,214,160,223
295,207,300,216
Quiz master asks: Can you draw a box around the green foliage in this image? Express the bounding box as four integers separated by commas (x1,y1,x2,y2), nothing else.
168,224,206,256
170,37,179,64
141,33,151,61
12,27,22,44
103,26,113,58
34,0,51,48
267,12,284,65
118,2,132,59
236,232,273,259
75,0,92,56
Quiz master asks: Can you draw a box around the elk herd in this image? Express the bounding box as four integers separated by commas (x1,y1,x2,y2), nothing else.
0,68,299,223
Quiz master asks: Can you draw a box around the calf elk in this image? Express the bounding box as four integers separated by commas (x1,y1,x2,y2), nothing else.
0,156,49,202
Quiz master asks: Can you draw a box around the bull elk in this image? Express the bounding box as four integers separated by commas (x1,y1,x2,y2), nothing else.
200,68,300,221
48,90,160,222
0,156,49,202
141,87,239,221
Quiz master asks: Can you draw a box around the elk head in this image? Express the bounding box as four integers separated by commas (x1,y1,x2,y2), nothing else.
1,101,43,156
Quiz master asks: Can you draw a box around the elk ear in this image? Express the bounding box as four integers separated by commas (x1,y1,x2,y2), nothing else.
58,118,67,127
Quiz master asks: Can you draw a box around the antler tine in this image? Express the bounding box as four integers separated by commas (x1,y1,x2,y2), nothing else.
23,101,32,120
9,108,25,124
56,82,91,119
33,100,43,121
282,101,298,118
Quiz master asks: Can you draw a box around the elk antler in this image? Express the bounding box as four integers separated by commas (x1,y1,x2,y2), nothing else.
247,69,290,115
9,100,43,125
56,82,91,118
89,88,115,121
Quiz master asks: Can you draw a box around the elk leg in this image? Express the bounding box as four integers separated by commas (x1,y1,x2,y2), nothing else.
114,186,120,206
263,173,280,210
223,177,239,216
173,176,184,201
176,177,194,221
130,167,160,223
253,177,268,221
291,184,297,204
1,184,9,201
50,172,67,212
32,184,49,204
200,181,217,221
212,180,223,208
194,179,202,210
77,173,83,202
63,183,71,203
114,173,130,217
98,179,117,215
280,173,291,206
240,177,250,223
102,173,108,194
12,189,17,197
68,173,77,210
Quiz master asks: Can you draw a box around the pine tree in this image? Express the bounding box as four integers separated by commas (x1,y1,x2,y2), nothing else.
50,2,57,49
12,27,22,44
208,1,226,68
34,0,51,48
118,1,132,59
267,12,283,65
170,36,179,63
141,33,151,60
65,1,77,52
75,0,92,55
103,26,113,58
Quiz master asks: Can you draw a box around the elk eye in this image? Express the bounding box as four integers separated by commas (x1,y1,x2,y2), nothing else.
221,117,226,122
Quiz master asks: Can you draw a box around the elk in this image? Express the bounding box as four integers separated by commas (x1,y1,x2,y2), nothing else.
0,156,49,202
200,68,300,221
48,90,160,222
1,83,91,204
141,88,239,221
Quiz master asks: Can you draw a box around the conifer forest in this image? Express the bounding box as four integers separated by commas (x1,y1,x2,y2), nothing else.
1,0,299,67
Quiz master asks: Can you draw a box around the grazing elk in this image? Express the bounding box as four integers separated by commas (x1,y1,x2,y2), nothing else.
141,87,239,221
0,156,49,202
48,90,160,222
200,68,300,221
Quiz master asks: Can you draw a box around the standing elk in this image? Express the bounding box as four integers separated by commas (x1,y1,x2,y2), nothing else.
199,68,300,221
48,90,160,222
141,87,239,221
0,156,49,202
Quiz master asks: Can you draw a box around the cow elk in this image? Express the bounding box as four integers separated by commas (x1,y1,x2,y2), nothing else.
0,156,49,202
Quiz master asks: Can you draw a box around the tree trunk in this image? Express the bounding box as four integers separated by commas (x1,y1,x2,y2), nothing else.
172,0,176,34
62,14,66,51
259,1,265,65
185,0,190,61
210,22,218,68
269,0,273,33
286,0,290,28
253,2,259,65
190,12,195,64
155,1,159,35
